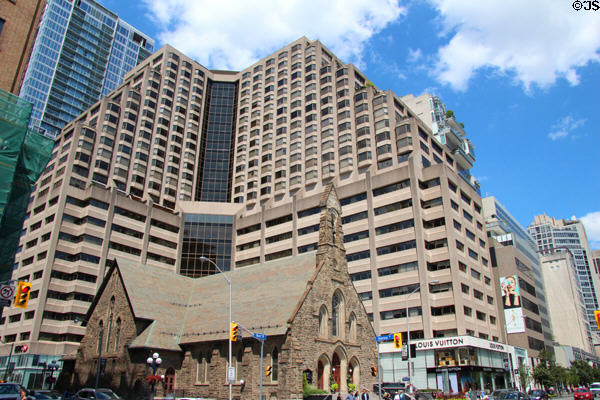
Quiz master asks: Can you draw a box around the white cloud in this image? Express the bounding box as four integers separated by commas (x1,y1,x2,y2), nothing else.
141,0,405,70
408,48,422,63
548,115,586,141
428,0,600,91
581,211,600,250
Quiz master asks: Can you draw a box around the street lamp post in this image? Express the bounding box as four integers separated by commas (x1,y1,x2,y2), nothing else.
406,280,438,387
199,256,232,400
48,360,59,390
146,352,162,400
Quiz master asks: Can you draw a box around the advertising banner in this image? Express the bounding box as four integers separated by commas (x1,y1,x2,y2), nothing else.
500,275,525,333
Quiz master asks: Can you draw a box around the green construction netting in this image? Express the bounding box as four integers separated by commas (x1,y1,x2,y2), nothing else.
0,89,54,281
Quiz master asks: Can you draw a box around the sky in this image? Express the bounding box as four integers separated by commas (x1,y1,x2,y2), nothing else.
100,0,600,249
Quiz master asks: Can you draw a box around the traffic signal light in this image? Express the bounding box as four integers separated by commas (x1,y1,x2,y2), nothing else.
393,332,402,349
595,310,600,330
14,344,29,353
265,365,272,376
371,366,377,377
14,281,31,309
230,322,239,342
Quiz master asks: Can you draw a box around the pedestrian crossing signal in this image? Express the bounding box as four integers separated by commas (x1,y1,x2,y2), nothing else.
371,366,377,376
266,365,272,376
230,322,239,342
393,332,402,349
14,281,32,309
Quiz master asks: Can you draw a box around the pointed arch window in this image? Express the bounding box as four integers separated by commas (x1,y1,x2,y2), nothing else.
319,305,328,337
97,321,104,356
197,352,205,383
114,318,121,351
106,296,115,352
349,313,357,341
236,349,243,382
332,291,344,337
272,348,279,381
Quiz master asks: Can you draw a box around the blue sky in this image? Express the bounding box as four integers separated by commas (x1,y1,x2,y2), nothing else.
101,0,600,248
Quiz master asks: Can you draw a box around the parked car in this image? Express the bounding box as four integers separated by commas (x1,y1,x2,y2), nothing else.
95,389,121,400
528,390,549,400
73,389,119,400
501,391,530,400
0,383,27,400
29,390,63,400
415,390,435,400
490,389,514,400
590,383,600,398
574,388,593,400
373,383,406,396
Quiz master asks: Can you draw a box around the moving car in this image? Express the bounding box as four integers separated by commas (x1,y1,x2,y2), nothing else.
528,390,548,400
574,388,593,400
590,383,600,398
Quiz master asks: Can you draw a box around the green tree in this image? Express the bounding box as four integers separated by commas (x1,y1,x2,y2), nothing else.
533,363,555,389
519,364,532,391
570,360,597,386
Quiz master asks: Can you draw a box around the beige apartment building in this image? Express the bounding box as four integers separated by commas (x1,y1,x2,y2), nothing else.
528,215,600,347
0,0,45,94
539,251,591,352
1,37,502,388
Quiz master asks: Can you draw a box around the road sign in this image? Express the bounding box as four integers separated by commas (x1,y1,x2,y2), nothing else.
376,334,393,342
228,366,235,383
402,377,410,382
0,283,15,301
253,333,267,340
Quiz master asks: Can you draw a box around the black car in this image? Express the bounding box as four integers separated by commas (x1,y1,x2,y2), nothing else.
502,391,530,400
528,390,548,400
490,389,513,400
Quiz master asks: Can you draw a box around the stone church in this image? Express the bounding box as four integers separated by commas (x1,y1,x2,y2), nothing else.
65,184,377,399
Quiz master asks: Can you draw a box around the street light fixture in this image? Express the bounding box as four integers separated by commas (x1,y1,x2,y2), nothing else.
406,280,439,387
146,352,162,400
199,256,232,400
48,360,59,390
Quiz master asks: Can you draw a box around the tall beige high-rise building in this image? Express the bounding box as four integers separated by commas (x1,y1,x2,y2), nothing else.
528,215,600,347
539,251,591,352
1,38,504,389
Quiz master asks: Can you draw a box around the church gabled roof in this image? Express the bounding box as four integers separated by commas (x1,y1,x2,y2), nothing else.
110,252,319,351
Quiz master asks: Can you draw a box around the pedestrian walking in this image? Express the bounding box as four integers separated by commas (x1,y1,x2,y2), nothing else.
361,388,370,400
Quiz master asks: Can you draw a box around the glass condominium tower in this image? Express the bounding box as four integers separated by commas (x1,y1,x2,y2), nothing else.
19,0,154,137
